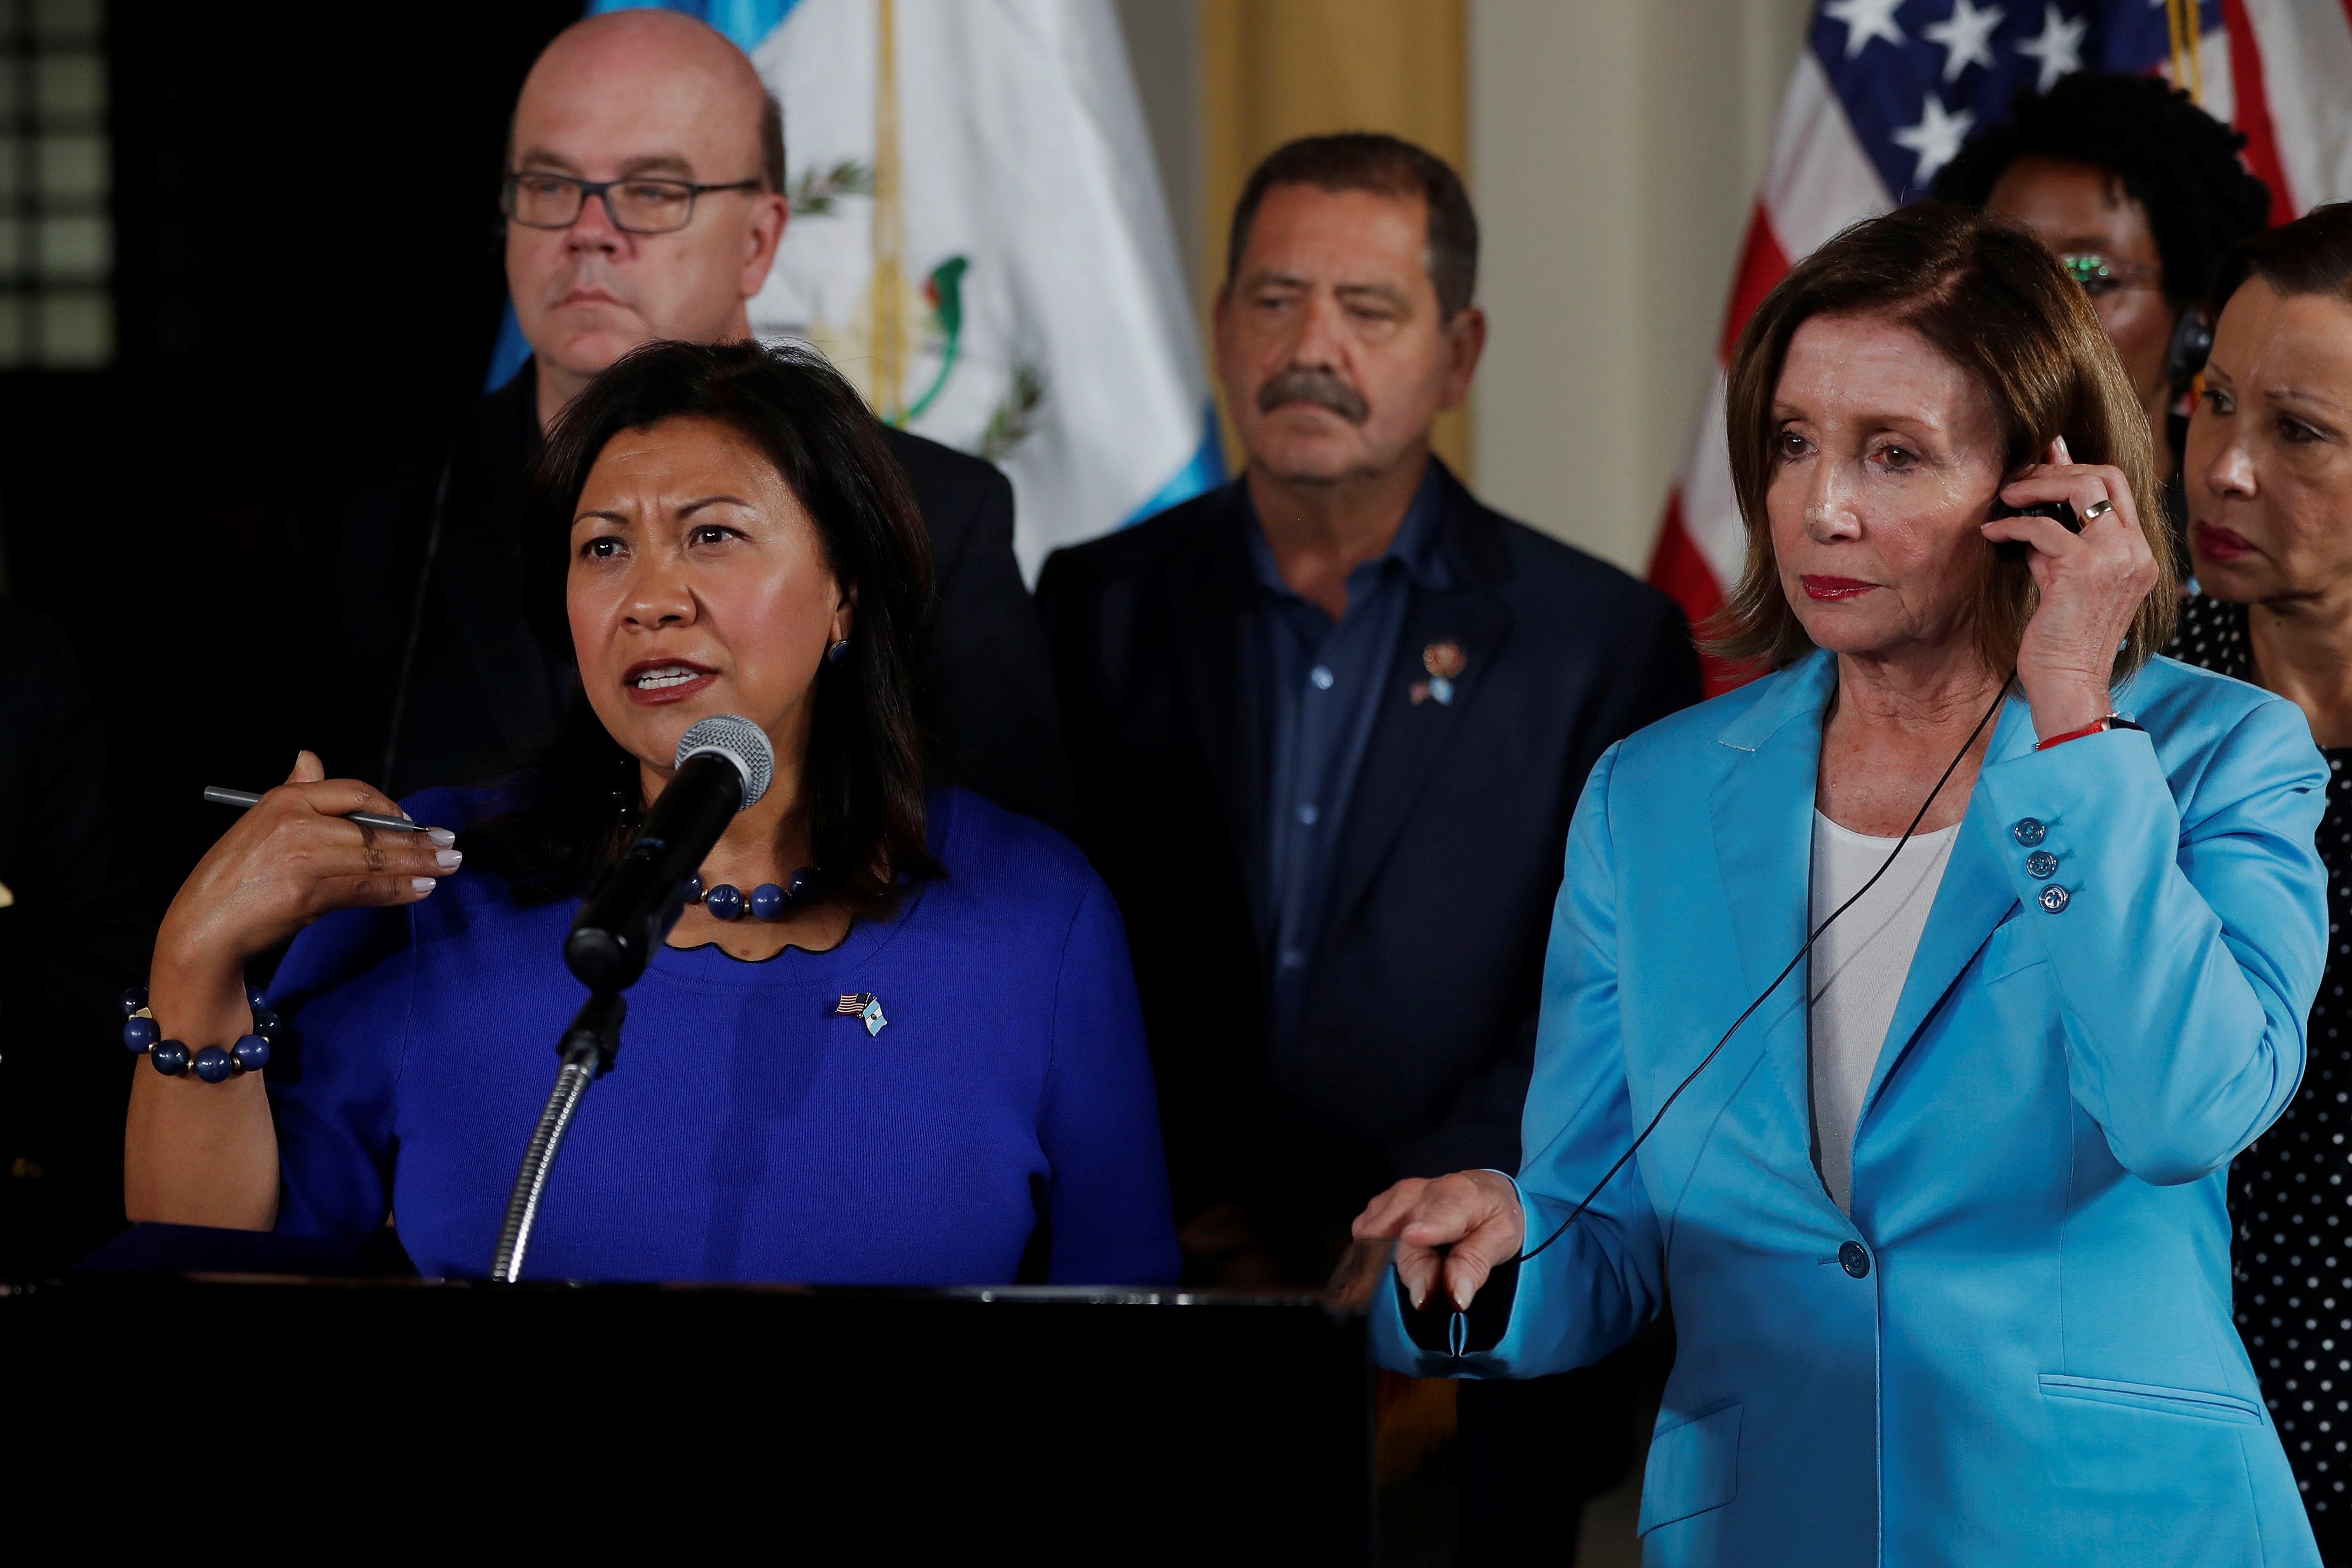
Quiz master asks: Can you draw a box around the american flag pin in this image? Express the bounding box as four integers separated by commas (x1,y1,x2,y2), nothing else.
836,992,887,1037
1422,641,1464,705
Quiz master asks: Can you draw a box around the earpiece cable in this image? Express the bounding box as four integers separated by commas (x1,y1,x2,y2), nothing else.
1513,671,2016,1267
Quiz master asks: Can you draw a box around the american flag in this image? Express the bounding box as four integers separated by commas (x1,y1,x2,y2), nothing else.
1650,0,2352,694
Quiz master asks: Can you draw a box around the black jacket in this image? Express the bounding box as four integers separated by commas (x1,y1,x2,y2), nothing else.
1037,464,1699,1277
319,365,1075,832
0,599,149,1273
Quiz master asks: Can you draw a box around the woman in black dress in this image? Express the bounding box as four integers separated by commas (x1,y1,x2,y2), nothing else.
2168,204,2352,1557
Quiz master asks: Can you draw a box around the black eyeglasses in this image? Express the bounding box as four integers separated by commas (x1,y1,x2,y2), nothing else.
500,171,764,235
2060,251,2163,299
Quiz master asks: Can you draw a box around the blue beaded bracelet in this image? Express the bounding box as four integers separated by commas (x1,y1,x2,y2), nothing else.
121,984,278,1080
687,867,817,922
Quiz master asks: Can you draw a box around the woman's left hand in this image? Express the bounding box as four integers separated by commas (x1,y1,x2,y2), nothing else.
1980,436,2161,740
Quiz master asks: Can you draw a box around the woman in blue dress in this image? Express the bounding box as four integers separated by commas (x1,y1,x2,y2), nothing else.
1353,204,2330,1565
124,339,1179,1286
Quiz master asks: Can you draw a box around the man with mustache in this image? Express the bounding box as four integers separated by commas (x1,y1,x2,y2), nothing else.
314,10,1070,827
1037,134,1698,1554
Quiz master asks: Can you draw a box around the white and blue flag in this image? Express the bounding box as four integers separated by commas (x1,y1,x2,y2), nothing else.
571,0,1221,578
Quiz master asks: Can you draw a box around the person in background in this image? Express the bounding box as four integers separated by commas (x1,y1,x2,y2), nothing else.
1037,133,1699,1557
2164,202,2352,1558
127,340,1175,1289
1935,72,2273,549
0,598,148,1276
318,9,1072,829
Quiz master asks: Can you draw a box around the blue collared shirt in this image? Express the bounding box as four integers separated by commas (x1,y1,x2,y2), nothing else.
1248,467,1450,1049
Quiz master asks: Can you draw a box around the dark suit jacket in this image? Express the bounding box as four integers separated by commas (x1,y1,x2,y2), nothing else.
0,599,149,1272
317,364,1075,832
1037,464,1699,1278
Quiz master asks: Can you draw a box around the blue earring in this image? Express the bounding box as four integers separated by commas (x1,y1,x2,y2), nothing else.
826,638,852,666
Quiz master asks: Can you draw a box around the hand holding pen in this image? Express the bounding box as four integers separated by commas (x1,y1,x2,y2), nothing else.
201,786,429,836
131,754,465,1196
155,753,462,1014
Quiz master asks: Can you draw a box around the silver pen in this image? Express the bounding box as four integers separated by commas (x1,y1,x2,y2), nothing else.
202,785,429,835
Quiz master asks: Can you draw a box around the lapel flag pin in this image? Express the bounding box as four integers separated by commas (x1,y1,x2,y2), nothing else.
836,992,888,1037
1422,640,1466,705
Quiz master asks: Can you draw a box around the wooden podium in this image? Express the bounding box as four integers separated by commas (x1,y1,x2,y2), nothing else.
7,1231,1375,1556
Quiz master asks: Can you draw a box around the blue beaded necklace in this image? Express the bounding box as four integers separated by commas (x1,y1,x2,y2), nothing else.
688,867,818,921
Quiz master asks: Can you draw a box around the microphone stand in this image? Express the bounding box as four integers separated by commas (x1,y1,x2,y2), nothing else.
484,714,769,1283
489,992,627,1284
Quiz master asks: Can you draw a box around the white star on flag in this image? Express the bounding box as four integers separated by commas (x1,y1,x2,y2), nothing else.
2017,3,2089,92
1924,0,2007,82
1824,0,1907,58
1893,95,1979,186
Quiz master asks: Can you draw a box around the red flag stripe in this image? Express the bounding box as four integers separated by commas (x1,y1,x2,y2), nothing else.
1718,205,1795,366
1647,493,1751,697
2224,0,2299,223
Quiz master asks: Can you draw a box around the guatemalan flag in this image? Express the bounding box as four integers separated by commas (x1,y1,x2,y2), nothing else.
1652,0,2352,692
579,0,1219,579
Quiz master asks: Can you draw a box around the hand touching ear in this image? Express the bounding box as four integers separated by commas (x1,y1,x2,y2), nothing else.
1979,437,2159,740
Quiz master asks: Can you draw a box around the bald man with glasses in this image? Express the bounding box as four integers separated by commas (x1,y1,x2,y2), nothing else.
311,9,1072,828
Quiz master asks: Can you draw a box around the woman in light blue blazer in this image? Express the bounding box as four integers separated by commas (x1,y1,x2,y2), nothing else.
1354,203,2331,1566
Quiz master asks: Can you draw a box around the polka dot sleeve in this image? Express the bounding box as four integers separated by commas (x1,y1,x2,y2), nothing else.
2173,592,2352,1556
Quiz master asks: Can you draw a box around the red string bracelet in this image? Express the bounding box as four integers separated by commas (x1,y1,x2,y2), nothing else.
2034,716,2116,751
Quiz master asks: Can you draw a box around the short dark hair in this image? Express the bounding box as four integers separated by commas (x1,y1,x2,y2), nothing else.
2209,200,2352,317
1714,203,2176,680
1223,132,1479,319
1933,73,2273,311
472,340,937,914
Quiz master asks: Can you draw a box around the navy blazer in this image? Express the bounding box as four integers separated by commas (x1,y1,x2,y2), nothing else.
1037,463,1699,1273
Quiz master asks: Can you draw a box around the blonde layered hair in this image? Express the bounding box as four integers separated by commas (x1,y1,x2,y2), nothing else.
1710,202,2177,677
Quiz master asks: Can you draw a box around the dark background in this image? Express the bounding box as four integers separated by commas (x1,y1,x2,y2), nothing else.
8,0,578,907
1,2,580,1270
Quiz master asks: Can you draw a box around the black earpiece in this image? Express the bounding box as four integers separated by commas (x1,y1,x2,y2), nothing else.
1989,497,2083,563
2163,307,2214,468
2165,306,2215,398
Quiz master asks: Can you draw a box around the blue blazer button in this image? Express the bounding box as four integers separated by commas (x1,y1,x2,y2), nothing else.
1839,1241,1871,1278
2012,817,2047,847
2039,884,2071,913
2025,850,2058,879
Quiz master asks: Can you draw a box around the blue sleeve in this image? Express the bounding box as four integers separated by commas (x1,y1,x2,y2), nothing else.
264,904,417,1247
1038,877,1182,1285
1374,743,1668,1375
1976,701,2329,1184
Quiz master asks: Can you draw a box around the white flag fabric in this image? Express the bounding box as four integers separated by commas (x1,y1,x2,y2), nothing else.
592,0,1220,580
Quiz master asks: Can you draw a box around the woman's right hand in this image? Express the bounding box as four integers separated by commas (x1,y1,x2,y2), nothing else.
1351,1170,1525,1312
154,751,457,988
128,751,451,1229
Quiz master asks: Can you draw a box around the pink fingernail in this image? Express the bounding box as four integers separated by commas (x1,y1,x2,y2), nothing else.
426,828,457,848
411,878,437,894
